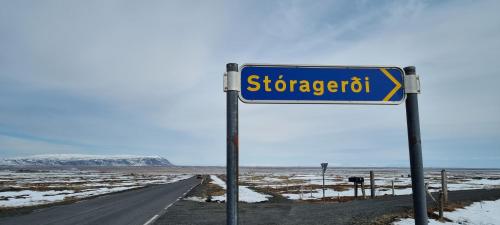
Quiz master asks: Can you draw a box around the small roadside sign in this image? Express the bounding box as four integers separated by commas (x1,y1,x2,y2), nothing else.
321,163,328,173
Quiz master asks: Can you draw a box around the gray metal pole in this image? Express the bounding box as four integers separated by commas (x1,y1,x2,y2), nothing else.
370,171,375,199
226,63,239,225
404,66,428,225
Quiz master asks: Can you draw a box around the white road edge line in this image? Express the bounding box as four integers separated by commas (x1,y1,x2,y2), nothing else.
145,176,203,225
165,177,201,211
143,215,159,225
164,203,173,210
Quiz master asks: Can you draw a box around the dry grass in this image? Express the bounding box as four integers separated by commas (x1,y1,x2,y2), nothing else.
207,183,225,196
190,175,225,200
266,184,352,194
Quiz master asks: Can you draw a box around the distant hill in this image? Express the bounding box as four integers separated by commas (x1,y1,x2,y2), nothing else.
0,154,173,167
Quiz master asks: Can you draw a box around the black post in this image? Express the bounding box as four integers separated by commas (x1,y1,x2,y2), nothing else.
321,163,328,200
361,181,366,199
370,171,375,199
322,172,325,199
226,63,239,225
404,66,428,225
354,182,358,199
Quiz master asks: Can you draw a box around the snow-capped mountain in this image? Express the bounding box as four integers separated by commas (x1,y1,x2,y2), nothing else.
0,154,173,166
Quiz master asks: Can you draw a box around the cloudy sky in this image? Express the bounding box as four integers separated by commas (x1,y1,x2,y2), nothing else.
1,0,499,168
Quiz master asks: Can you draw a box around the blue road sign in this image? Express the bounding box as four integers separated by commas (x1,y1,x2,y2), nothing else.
239,64,405,104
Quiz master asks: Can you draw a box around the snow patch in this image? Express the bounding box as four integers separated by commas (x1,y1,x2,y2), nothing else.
184,196,206,202
208,175,271,203
393,199,500,225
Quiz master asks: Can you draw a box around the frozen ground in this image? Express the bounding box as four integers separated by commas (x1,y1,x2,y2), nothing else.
0,169,192,207
393,199,500,225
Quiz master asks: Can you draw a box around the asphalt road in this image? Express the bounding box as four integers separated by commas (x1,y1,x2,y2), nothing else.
156,188,500,225
0,176,200,225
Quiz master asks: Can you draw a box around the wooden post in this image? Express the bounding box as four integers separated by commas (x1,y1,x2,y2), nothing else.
310,179,313,198
441,169,448,204
438,191,444,221
391,180,395,196
370,171,375,199
300,185,303,200
361,182,366,199
354,182,358,199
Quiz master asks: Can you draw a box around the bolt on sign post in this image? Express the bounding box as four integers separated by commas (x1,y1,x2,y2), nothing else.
321,163,328,199
223,64,426,225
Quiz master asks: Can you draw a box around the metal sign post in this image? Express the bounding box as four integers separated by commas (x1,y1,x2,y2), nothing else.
404,66,428,225
321,163,328,199
225,63,239,225
224,63,427,225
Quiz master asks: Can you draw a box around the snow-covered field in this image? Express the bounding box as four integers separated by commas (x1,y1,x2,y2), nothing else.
238,168,500,201
0,169,192,207
393,199,500,225
182,168,500,204
3,167,499,207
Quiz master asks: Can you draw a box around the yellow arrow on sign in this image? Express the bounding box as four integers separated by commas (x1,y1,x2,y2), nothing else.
380,68,402,101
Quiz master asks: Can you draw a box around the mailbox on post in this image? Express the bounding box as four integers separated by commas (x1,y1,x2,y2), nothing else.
348,177,364,183
348,177,365,199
